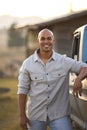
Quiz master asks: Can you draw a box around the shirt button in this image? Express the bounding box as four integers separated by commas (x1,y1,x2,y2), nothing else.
46,73,48,75
48,85,49,87
48,96,49,98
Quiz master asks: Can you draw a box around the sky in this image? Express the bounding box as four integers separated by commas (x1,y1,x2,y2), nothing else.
0,0,87,19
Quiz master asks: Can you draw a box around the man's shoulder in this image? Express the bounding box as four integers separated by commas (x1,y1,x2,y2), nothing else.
54,51,67,58
23,54,34,64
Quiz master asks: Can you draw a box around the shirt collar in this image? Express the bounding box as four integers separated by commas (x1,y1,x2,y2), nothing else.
51,50,56,61
34,49,56,62
34,49,40,62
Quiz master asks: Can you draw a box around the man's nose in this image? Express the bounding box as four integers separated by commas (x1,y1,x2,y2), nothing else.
44,39,48,42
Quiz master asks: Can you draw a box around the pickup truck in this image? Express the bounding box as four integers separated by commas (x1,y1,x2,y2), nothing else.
69,24,87,130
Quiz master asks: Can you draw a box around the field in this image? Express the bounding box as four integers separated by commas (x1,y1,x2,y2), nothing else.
0,46,25,130
0,78,22,130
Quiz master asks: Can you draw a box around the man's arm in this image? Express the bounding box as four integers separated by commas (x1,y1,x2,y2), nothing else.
72,67,87,97
18,94,29,130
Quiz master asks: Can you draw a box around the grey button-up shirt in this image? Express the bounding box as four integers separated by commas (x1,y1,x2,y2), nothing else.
18,50,87,121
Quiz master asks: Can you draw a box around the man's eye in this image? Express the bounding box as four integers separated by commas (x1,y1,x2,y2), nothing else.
41,37,45,40
40,37,52,41
47,37,52,40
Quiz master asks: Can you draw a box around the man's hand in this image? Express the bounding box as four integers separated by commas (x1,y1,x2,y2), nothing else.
20,115,30,130
72,67,87,98
72,77,82,98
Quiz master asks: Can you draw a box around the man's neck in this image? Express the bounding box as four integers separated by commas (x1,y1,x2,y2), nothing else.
38,50,53,64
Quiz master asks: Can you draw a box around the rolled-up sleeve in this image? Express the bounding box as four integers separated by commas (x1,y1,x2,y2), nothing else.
64,57,87,74
70,60,87,74
17,61,30,95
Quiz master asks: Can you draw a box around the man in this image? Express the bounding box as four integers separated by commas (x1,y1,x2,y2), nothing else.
17,28,87,130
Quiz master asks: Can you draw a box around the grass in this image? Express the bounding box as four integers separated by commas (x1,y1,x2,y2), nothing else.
0,47,26,130
0,78,21,130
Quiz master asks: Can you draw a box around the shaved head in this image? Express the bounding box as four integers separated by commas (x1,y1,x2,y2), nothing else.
38,28,54,39
37,28,55,54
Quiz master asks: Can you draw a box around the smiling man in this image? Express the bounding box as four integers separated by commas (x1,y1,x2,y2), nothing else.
17,28,87,130
37,29,55,63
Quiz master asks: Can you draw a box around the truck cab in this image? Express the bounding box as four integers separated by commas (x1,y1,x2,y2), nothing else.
69,24,87,129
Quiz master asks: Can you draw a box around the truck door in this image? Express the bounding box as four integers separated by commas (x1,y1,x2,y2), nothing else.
70,26,87,129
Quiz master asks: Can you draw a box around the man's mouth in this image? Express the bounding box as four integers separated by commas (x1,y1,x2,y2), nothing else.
44,44,50,48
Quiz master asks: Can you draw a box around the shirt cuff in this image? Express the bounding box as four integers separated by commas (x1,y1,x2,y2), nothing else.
17,87,29,95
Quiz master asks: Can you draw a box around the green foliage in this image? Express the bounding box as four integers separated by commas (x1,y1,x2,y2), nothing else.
8,23,25,47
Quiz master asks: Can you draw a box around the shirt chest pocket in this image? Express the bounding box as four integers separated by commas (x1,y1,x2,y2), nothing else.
30,74,44,81
50,71,66,79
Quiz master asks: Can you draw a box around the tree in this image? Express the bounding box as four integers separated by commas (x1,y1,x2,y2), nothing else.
8,23,25,47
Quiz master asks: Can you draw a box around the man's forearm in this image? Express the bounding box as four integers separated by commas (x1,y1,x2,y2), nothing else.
77,67,87,81
18,94,27,117
73,67,87,97
18,94,30,130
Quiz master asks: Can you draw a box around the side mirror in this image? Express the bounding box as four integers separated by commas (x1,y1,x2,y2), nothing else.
85,60,87,63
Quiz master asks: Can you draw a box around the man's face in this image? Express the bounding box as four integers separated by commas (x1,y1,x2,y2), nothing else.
38,30,55,53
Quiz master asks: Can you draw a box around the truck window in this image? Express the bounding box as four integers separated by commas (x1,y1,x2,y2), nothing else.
71,33,80,61
82,29,87,63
